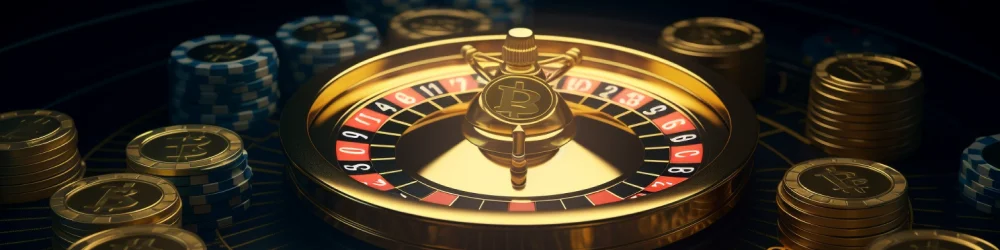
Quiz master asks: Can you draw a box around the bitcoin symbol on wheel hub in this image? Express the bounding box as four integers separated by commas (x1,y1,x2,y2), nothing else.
482,75,557,124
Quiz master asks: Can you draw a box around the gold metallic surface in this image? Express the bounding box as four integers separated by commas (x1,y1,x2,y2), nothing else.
866,229,999,250
67,224,206,250
389,8,491,41
280,33,758,249
659,17,766,100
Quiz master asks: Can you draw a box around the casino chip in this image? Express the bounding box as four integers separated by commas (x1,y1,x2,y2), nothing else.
49,173,182,249
168,34,280,132
68,224,207,250
802,28,897,65
389,8,491,44
125,125,254,238
0,110,85,204
866,229,998,250
777,158,912,249
276,15,381,95
959,134,1000,214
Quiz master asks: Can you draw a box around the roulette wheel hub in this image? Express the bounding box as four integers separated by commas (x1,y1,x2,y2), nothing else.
280,28,758,249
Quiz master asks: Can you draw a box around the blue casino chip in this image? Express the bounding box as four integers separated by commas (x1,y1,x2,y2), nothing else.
960,172,1000,198
170,103,277,124
801,28,897,65
171,59,278,86
276,15,380,56
964,134,1000,179
172,81,280,105
171,93,278,115
174,166,253,196
173,74,277,95
184,198,252,224
170,34,278,76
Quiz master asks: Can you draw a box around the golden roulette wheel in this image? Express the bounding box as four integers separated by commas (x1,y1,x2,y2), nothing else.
280,27,758,249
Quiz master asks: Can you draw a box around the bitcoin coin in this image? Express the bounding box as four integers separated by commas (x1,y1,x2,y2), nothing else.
776,189,905,229
0,110,76,159
778,183,911,237
68,224,206,250
783,158,907,216
866,229,999,250
50,173,181,230
814,54,922,95
778,220,868,250
127,124,245,176
390,8,491,42
659,17,766,100
481,74,558,124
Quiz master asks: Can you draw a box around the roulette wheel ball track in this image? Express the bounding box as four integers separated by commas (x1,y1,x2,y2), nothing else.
2,1,999,249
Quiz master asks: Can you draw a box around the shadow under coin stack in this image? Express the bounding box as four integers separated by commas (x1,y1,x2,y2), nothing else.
806,53,924,163
387,8,491,46
959,134,1000,214
276,16,381,96
49,173,181,250
169,34,281,133
67,224,207,250
777,158,912,250
434,0,533,30
865,229,998,250
659,17,766,100
125,125,253,238
0,110,85,204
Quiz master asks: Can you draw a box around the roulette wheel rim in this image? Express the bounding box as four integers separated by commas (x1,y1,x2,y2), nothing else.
280,32,757,249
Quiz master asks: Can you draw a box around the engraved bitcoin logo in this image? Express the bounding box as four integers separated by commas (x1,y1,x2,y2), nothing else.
814,166,869,194
0,116,56,142
407,16,472,37
493,81,542,119
838,60,894,84
164,133,212,162
84,182,140,213
482,75,556,123
676,26,749,46
110,237,162,250
689,27,732,45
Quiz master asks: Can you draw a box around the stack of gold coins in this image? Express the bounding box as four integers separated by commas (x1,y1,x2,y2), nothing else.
49,173,181,249
125,125,252,237
777,158,912,250
866,229,998,250
806,53,924,162
659,17,766,100
388,8,491,45
68,224,206,250
0,110,85,204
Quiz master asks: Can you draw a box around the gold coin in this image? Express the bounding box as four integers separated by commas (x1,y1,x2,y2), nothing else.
480,74,559,124
779,190,910,237
68,224,207,250
660,17,765,54
779,221,868,250
50,173,181,230
0,110,76,159
813,53,923,97
390,8,491,41
866,229,998,250
127,125,245,176
807,115,920,140
776,187,905,229
0,154,81,194
783,158,907,212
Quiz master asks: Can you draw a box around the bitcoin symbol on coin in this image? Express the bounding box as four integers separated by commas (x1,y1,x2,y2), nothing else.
838,60,894,84
493,81,542,119
815,166,869,194
164,133,212,162
84,182,140,213
0,116,56,142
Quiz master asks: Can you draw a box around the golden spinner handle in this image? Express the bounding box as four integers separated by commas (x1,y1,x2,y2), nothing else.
462,28,582,83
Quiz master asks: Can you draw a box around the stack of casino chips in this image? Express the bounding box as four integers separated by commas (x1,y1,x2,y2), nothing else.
0,110,85,205
49,173,182,249
805,53,924,163
433,0,534,29
959,134,1000,214
125,125,253,238
387,8,492,45
776,158,911,250
658,17,766,100
275,15,381,95
68,224,207,250
168,34,281,132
